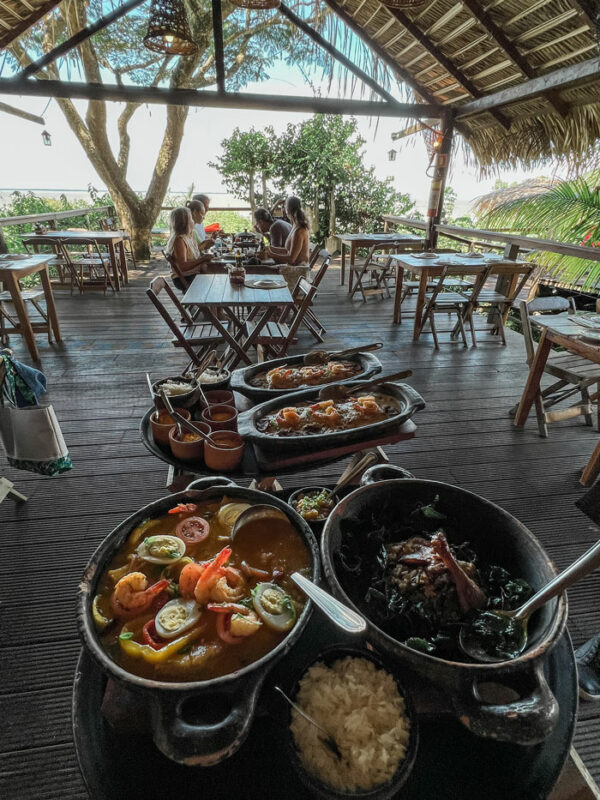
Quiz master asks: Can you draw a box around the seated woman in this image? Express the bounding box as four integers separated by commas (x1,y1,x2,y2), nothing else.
186,200,213,252
165,207,212,291
267,196,310,292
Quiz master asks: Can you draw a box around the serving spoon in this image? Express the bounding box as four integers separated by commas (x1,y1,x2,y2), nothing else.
274,685,341,760
303,342,383,366
160,389,216,444
460,538,600,663
317,369,413,401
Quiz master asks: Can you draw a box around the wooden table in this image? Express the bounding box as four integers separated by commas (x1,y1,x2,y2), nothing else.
22,230,129,291
181,273,293,368
514,313,600,486
339,232,424,289
388,252,525,339
0,254,61,361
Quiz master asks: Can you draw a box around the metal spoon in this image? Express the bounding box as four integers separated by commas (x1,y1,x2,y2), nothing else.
291,572,367,634
146,372,155,401
274,686,341,760
160,389,215,444
460,538,600,663
191,349,216,381
318,369,413,401
230,504,290,539
303,342,384,366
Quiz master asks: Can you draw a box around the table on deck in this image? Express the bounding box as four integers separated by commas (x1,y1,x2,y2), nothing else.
181,273,293,368
339,232,424,289
22,230,129,291
514,313,600,486
388,252,527,339
0,254,61,361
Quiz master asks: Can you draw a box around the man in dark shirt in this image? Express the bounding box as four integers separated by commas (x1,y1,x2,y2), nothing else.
254,207,292,248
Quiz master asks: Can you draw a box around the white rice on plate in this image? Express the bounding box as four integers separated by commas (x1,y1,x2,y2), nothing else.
290,656,411,793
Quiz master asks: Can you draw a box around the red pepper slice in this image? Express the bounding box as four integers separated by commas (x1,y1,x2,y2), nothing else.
168,503,198,515
215,613,244,645
142,619,167,650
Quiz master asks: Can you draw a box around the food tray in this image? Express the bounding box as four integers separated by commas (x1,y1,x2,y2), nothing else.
139,408,416,476
230,351,383,401
73,610,577,800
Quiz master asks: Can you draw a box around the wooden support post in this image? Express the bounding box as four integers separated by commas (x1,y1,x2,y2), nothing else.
426,110,455,249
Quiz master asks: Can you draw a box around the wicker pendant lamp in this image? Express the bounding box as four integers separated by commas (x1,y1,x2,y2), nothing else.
144,0,198,56
230,0,280,9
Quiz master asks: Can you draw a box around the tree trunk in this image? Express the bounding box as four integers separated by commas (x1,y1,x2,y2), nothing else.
249,170,256,215
110,193,154,259
313,187,319,236
329,186,336,237
262,173,268,207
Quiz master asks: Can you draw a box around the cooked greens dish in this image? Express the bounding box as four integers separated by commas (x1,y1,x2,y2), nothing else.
334,494,532,661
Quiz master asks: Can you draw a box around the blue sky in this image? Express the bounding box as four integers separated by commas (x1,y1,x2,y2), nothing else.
0,55,555,213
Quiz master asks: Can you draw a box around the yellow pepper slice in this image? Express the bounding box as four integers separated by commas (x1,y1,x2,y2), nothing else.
118,624,201,663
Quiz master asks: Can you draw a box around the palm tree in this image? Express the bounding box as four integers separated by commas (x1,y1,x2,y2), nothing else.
477,170,600,291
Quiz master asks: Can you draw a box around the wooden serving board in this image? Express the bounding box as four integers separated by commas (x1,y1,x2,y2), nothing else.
251,420,416,470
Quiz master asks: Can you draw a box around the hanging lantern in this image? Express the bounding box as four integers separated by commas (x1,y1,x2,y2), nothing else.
144,0,198,56
388,149,397,161
380,0,427,8
41,130,52,146
230,0,280,9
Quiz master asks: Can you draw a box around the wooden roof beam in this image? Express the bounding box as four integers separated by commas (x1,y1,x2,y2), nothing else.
0,77,443,117
455,54,600,117
569,0,598,29
385,6,511,129
461,0,568,116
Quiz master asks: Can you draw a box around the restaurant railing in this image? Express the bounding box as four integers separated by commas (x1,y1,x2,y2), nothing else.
0,204,115,253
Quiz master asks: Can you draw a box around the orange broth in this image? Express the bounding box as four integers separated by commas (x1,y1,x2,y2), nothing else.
94,498,311,682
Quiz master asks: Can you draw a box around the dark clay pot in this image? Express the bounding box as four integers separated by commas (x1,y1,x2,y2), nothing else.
77,476,320,767
320,479,568,746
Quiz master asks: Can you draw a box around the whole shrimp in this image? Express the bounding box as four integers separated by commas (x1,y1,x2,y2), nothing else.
210,567,246,603
110,572,168,619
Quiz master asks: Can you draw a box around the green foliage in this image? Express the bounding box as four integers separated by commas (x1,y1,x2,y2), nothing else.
481,170,600,290
211,115,415,241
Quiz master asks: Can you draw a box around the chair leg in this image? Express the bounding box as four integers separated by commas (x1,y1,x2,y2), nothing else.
534,392,549,437
429,312,439,350
467,308,477,347
581,386,594,427
497,308,506,345
30,298,52,343
456,310,468,348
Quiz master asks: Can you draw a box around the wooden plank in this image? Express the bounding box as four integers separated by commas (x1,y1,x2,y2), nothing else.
455,55,600,117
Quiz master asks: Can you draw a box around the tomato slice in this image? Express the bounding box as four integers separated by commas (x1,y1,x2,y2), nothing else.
215,613,244,645
175,516,210,544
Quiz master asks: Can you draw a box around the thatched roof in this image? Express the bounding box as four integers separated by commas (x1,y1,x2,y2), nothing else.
330,0,599,169
1,0,598,169
0,0,59,49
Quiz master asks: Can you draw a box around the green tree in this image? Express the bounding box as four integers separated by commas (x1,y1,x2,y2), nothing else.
209,127,276,214
481,171,600,290
7,0,326,256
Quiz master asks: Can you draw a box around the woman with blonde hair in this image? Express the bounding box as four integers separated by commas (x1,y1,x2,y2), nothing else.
267,196,311,291
165,207,212,290
185,200,213,251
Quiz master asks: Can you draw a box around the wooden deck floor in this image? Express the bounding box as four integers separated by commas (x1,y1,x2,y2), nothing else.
2,259,600,797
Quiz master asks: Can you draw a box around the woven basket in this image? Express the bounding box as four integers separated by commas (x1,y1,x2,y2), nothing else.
144,0,198,55
423,125,442,159
380,0,428,8
230,0,280,8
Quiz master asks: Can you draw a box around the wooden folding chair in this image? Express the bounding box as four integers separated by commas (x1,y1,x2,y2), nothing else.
471,262,536,345
349,241,398,302
247,278,318,359
396,249,458,322
61,238,115,295
508,298,600,437
23,236,71,286
100,217,137,270
162,249,192,291
419,264,492,349
0,285,53,345
146,277,229,369
281,253,331,341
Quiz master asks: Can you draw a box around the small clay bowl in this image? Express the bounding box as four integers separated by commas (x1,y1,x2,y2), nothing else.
152,376,197,411
288,487,335,534
150,408,191,448
204,431,245,472
201,403,238,432
204,389,235,407
168,422,211,463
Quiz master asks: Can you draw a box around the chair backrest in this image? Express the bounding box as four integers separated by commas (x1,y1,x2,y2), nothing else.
308,243,323,269
518,296,575,365
162,248,191,290
310,253,331,289
426,265,493,310
488,262,537,304
286,278,319,344
147,276,198,360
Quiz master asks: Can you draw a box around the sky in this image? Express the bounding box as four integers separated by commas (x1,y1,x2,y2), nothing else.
0,58,556,215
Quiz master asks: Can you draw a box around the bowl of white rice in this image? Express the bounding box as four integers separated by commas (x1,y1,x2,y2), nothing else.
151,375,198,410
285,647,418,800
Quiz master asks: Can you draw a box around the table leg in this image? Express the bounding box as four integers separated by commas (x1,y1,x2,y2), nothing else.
393,265,404,325
118,241,129,284
580,439,600,487
39,265,62,342
347,243,357,294
514,329,552,427
107,241,121,291
413,269,429,341
239,306,278,360
204,307,251,367
6,273,39,361
340,244,346,287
